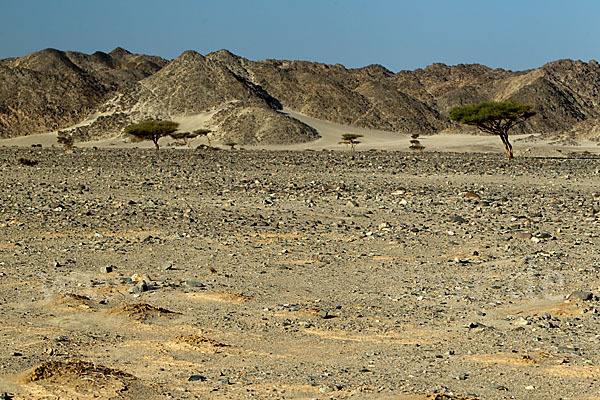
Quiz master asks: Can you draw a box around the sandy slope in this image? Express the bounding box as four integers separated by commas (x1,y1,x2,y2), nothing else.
1,108,598,156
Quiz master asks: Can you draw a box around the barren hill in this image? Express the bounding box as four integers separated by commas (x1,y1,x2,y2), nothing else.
2,47,600,144
0,48,166,138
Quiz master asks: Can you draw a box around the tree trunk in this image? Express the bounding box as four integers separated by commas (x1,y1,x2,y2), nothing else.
499,133,513,159
153,138,160,151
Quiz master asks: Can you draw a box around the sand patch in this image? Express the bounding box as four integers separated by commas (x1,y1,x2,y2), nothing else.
186,291,250,303
544,365,600,379
303,327,444,345
49,293,94,311
496,296,583,318
468,351,558,366
168,334,230,354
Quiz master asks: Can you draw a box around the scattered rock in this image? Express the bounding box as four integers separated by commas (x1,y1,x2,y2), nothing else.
184,280,205,288
347,200,359,207
451,215,468,224
566,291,594,301
188,374,206,382
463,191,481,200
101,265,114,273
129,280,148,294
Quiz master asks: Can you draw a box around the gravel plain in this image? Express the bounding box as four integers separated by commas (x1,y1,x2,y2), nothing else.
1,147,600,399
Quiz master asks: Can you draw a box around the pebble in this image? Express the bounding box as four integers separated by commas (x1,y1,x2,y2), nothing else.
451,215,468,224
463,191,481,200
453,373,468,380
130,280,148,294
467,322,487,329
184,280,205,288
131,273,151,283
101,265,114,273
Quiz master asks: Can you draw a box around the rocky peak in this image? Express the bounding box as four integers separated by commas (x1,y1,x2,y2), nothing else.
109,47,132,57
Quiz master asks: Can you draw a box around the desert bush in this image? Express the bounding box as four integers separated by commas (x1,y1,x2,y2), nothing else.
18,157,39,166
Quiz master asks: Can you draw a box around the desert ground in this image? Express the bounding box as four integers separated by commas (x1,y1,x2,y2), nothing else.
1,118,600,399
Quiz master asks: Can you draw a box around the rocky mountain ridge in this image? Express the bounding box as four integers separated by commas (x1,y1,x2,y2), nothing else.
2,47,600,144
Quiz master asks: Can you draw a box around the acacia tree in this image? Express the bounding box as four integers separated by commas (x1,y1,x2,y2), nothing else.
449,101,535,159
409,133,424,152
193,129,212,147
125,120,179,151
339,133,363,152
169,131,197,148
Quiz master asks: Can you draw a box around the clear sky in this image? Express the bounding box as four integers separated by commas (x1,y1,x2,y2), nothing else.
1,0,599,72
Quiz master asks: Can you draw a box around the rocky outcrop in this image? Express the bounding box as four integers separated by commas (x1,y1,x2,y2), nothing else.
3,48,600,143
0,48,166,138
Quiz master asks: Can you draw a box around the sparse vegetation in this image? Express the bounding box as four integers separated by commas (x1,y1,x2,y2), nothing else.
57,132,74,151
193,129,212,147
169,131,194,149
125,120,179,151
409,133,425,151
449,101,535,159
339,133,363,152
17,157,39,166
169,129,212,148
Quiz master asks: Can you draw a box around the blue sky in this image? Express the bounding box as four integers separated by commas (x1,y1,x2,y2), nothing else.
1,0,599,71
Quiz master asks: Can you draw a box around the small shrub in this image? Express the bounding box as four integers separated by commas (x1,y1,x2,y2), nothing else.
18,157,39,166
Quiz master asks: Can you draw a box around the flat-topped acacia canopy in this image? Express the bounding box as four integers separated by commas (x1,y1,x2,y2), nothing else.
125,120,179,151
449,101,535,159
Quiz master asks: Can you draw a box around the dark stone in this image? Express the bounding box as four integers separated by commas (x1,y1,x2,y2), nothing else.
567,291,593,301
188,374,206,382
184,280,205,288
130,281,148,294
467,322,487,329
101,265,114,273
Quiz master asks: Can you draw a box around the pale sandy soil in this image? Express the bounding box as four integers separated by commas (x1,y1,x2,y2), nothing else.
1,109,598,157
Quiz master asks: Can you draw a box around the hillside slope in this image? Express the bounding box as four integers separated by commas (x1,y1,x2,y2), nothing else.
2,48,600,143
